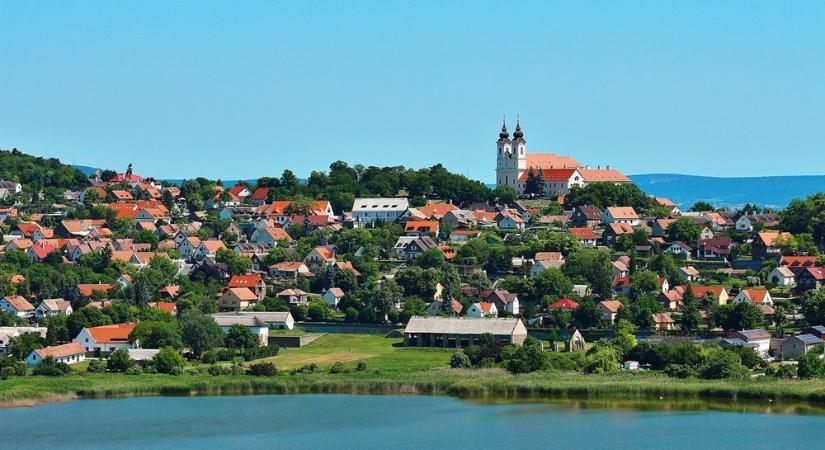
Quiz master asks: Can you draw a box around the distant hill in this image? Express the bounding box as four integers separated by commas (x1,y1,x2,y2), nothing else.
629,173,825,209
73,165,99,177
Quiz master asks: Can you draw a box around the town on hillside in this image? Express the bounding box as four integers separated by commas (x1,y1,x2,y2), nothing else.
2,138,825,381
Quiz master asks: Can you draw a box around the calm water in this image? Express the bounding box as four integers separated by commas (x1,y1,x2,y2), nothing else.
2,394,824,449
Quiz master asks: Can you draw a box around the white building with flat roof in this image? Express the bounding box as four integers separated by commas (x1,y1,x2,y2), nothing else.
351,198,409,227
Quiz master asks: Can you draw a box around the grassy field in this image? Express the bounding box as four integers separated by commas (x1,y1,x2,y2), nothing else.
6,334,825,409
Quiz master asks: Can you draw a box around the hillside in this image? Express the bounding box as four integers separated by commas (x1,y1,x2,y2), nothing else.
0,149,88,192
630,173,825,209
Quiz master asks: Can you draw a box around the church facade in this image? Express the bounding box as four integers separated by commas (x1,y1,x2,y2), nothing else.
495,119,630,198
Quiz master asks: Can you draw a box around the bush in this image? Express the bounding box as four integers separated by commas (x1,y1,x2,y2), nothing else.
168,366,183,376
241,344,280,361
208,364,231,376
107,349,135,372
767,364,797,379
32,356,71,376
86,359,108,373
124,365,144,375
200,352,219,364
798,352,825,379
248,362,278,376
0,357,26,378
450,351,472,369
664,364,698,378
329,361,345,374
698,351,749,379
356,360,367,371
230,362,246,375
583,345,619,374
293,363,318,375
152,347,186,374
504,345,547,374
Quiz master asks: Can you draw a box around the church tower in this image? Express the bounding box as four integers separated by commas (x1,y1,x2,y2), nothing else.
495,117,526,190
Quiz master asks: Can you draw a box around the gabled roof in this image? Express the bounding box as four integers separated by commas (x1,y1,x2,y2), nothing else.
249,187,270,201
549,298,578,310
228,274,264,288
606,223,635,235
739,289,770,304
518,168,578,183
327,287,345,298
802,267,825,281
85,323,135,344
579,169,630,183
756,231,792,247
599,300,623,313
605,207,638,220
652,313,674,324
405,316,526,336
34,342,85,359
568,227,597,240
225,287,258,301
418,203,458,218
779,256,817,267
77,283,114,297
524,154,583,170
3,295,34,311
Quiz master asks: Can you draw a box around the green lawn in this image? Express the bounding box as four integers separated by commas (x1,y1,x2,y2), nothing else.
261,334,451,373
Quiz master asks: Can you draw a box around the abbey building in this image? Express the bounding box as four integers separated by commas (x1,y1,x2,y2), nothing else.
495,119,630,198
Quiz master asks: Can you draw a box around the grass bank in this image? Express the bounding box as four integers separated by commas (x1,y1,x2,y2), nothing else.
5,334,825,410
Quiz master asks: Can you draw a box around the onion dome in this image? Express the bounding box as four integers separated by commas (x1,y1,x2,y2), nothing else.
498,118,509,139
513,118,524,139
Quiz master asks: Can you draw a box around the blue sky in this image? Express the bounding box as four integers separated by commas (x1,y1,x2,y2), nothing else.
1,1,824,182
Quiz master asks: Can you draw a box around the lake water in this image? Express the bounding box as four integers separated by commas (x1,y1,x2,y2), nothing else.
2,394,824,449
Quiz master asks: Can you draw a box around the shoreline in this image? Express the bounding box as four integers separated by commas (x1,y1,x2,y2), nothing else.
5,371,825,414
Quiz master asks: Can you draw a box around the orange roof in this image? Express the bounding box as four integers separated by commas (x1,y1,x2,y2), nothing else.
438,245,456,260
418,203,457,218
270,261,306,271
153,302,176,314
740,289,770,304
655,197,676,207
327,287,345,298
77,283,113,297
201,240,226,253
690,285,727,299
607,223,635,235
599,300,623,313
652,313,674,323
404,220,439,233
757,231,792,247
525,153,583,169
473,210,497,221
35,342,85,359
228,274,263,288
535,252,564,261
568,227,597,239
265,227,292,241
313,246,335,261
3,295,34,311
86,323,135,344
478,302,495,313
579,169,630,183
111,190,133,200
518,168,578,182
226,287,258,301
605,207,638,219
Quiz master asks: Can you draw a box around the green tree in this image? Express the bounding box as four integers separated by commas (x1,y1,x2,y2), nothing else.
66,307,113,337
504,345,547,374
224,324,259,350
690,201,714,212
129,321,183,349
152,347,186,374
678,295,701,331
562,249,613,298
8,332,46,360
533,268,573,298
667,217,701,243
107,349,135,372
798,352,825,379
180,311,225,357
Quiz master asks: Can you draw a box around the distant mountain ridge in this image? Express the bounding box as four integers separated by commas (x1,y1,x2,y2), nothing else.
629,173,825,209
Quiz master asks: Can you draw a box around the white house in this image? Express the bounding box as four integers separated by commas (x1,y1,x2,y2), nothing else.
767,266,796,287
26,342,86,367
732,289,773,306
212,315,269,346
351,198,409,227
466,302,498,318
602,207,639,226
323,288,345,308
34,299,73,319
728,329,772,357
73,323,137,353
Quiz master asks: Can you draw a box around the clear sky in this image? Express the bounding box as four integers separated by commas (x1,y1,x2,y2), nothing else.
2,1,824,182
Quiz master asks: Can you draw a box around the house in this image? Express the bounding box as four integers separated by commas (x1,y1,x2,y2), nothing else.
404,220,439,236
570,205,602,228
652,313,675,331
211,314,269,346
599,300,623,324
680,266,701,282
74,323,137,353
403,316,528,347
0,295,35,318
0,326,47,357
443,209,479,228
34,299,73,319
733,288,773,306
779,256,818,274
664,241,692,258
269,261,312,280
752,231,792,260
602,207,639,226
449,229,482,242
496,211,525,231
696,237,733,261
658,289,684,311
654,197,681,215
418,203,458,219
219,287,259,311
77,283,114,298
425,299,463,316
651,219,675,238
26,342,86,367
602,223,635,247
250,227,292,245
690,285,729,305
212,311,295,331
781,334,823,359
323,288,345,307
277,288,309,305
516,168,585,197
612,276,631,297
227,274,266,301
530,259,565,277
729,329,772,357
303,246,336,269
736,213,779,232
548,298,578,311
568,227,598,246
466,302,498,318
767,266,796,286
394,236,439,260
248,187,270,205
797,267,825,292
351,197,409,227
482,289,520,315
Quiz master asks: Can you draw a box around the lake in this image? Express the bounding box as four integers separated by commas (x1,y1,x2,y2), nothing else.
3,394,825,449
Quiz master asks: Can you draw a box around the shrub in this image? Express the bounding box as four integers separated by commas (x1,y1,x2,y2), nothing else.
32,356,70,376
767,364,797,379
230,362,245,375
450,351,472,369
798,352,825,379
107,349,135,372
356,360,367,371
0,357,26,378
200,352,219,364
329,361,345,374
124,365,144,375
152,347,186,374
583,345,619,374
664,364,698,378
294,363,317,374
168,366,183,376
86,359,108,373
504,345,547,374
248,362,278,376
208,364,231,376
698,351,749,379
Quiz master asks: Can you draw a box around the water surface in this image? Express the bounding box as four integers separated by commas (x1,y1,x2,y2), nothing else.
2,394,823,449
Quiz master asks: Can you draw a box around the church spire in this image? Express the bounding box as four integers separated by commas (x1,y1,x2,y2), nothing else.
498,116,509,140
513,115,524,140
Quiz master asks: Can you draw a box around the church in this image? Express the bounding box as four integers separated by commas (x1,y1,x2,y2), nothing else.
495,118,630,198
